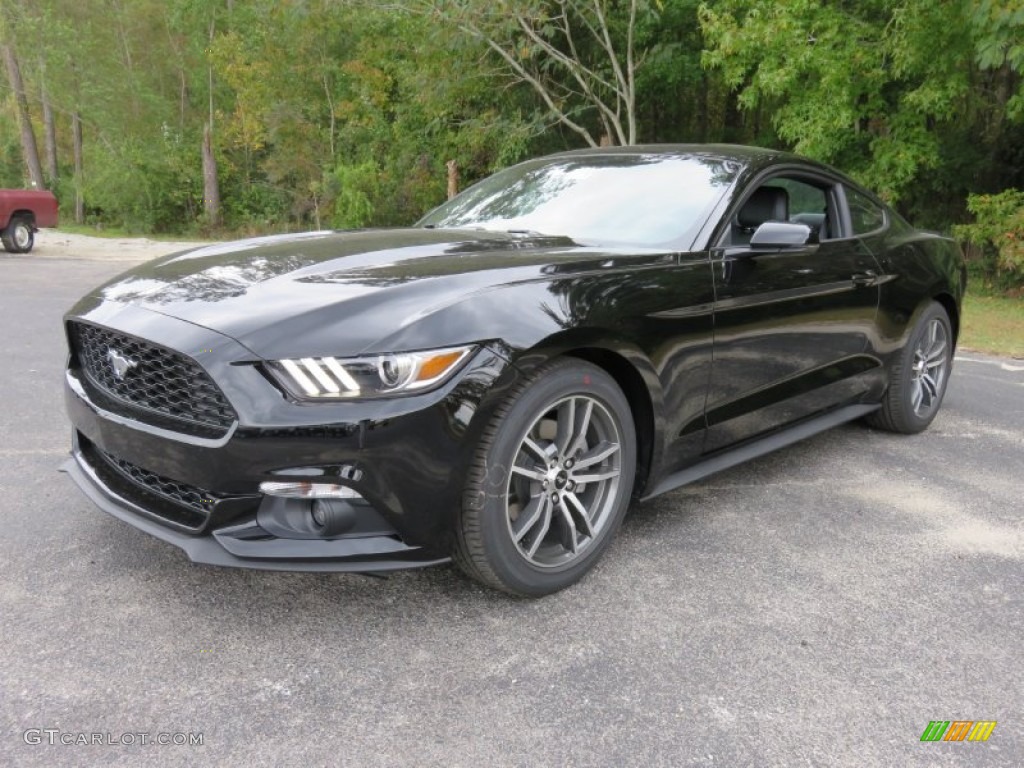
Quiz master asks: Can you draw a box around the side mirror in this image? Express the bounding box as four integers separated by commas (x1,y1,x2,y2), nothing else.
749,221,818,248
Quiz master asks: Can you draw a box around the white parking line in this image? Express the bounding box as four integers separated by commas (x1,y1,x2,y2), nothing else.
955,355,1024,372
0,448,66,457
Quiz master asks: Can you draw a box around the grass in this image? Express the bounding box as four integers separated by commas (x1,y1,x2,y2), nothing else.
961,292,1024,358
55,223,212,242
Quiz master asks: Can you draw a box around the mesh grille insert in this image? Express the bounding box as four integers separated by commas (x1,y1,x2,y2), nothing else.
71,322,235,436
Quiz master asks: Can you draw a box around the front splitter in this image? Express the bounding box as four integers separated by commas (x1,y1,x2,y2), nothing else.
60,452,451,574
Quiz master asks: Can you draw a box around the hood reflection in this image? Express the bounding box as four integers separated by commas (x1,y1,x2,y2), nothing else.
101,255,319,304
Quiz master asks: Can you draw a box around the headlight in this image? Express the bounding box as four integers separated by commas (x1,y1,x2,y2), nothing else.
266,345,474,400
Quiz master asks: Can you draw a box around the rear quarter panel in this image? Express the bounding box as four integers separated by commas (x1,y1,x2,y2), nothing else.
870,225,966,356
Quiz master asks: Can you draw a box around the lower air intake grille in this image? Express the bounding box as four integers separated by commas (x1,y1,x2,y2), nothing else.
85,442,218,531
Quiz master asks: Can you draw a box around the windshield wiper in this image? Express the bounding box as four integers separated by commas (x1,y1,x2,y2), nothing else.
505,229,553,237
421,225,558,237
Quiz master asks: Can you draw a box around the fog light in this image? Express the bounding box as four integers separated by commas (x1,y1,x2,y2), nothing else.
260,481,363,500
310,499,357,536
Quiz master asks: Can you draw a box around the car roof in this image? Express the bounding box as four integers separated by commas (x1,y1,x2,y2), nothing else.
543,142,844,176
546,142,786,162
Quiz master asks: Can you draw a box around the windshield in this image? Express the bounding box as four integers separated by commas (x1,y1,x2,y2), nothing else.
418,153,740,247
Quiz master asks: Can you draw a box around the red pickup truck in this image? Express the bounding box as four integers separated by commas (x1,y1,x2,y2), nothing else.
0,189,59,253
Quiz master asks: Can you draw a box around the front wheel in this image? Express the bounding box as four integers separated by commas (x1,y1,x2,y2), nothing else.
454,359,636,596
1,216,34,253
868,301,953,434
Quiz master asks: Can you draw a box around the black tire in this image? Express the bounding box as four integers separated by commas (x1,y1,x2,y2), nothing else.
1,216,34,254
454,359,636,597
867,301,953,434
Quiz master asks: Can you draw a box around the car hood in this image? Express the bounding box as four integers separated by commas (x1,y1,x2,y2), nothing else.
87,228,664,358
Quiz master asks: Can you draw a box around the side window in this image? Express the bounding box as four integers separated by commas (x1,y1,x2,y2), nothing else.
772,177,832,240
774,178,826,217
846,187,885,234
725,174,838,246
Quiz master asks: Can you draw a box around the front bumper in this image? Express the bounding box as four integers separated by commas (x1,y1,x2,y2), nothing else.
61,445,449,572
61,303,517,572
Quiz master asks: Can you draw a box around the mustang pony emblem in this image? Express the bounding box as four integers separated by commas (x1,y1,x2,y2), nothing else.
106,348,138,380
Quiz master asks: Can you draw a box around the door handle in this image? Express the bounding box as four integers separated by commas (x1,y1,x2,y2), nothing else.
851,270,878,287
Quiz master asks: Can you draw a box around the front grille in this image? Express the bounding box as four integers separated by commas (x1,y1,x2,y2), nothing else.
84,441,218,530
71,322,236,437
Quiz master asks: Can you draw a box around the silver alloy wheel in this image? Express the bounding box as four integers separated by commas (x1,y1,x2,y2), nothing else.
505,395,623,568
910,317,949,417
13,222,30,249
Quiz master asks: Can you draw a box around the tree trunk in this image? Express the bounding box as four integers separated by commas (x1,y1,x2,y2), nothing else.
202,122,221,226
699,72,709,143
446,160,459,200
2,44,45,189
43,94,58,186
72,112,84,224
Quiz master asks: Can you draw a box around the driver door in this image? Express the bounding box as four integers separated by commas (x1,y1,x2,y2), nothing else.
703,174,882,453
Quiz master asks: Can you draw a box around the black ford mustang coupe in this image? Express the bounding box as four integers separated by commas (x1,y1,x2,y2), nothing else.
62,145,965,596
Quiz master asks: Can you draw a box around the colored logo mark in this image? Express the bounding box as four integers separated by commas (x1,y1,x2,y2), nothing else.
920,720,997,742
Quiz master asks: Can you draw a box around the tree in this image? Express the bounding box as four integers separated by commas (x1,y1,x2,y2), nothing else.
699,0,1024,208
1,42,45,188
394,0,659,146
72,111,83,223
202,121,220,226
2,0,1017,244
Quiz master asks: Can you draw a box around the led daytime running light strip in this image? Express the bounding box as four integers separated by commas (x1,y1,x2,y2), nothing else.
273,348,471,399
280,358,347,396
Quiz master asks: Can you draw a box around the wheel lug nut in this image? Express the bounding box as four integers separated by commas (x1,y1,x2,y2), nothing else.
550,493,558,502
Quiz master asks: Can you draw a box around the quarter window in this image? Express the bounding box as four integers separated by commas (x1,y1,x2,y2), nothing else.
846,188,885,234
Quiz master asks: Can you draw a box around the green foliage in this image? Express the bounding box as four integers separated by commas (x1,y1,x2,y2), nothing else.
328,162,379,229
77,133,199,233
0,113,24,187
972,0,1024,118
699,0,1024,211
0,0,1020,296
409,0,664,146
0,0,542,233
955,189,1024,285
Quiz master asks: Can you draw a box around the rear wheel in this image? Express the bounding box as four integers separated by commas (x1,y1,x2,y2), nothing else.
454,359,636,596
867,301,952,434
1,216,34,253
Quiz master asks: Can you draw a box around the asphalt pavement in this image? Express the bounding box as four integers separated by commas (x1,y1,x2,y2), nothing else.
1,254,1021,767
